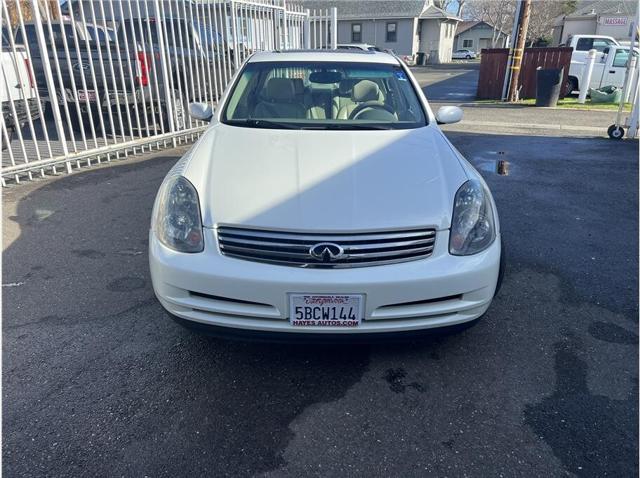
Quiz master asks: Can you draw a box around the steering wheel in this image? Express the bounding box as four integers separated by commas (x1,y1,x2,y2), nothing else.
348,101,395,120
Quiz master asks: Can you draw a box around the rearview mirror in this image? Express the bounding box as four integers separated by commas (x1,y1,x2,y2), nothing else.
188,102,213,121
309,70,343,84
435,106,463,125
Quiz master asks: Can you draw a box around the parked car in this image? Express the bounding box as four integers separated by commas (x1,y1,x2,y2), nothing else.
1,26,40,146
452,49,477,60
14,18,206,135
337,43,382,52
149,50,504,341
401,54,417,66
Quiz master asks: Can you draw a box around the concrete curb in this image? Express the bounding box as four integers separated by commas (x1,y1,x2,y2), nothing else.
458,120,605,133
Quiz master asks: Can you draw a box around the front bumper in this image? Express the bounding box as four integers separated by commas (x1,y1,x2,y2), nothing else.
149,228,502,336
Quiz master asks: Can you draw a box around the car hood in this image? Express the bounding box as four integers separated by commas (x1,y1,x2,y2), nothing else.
186,123,468,231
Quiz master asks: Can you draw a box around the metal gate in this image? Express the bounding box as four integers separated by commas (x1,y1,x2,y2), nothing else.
1,0,337,184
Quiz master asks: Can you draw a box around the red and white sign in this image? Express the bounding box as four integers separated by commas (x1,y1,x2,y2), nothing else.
602,17,628,26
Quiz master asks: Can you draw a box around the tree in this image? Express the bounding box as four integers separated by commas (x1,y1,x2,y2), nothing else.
434,0,466,17
526,0,577,45
465,0,517,47
466,0,577,47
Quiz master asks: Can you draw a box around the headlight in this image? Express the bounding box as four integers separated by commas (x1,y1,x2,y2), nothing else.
449,180,496,255
153,176,204,253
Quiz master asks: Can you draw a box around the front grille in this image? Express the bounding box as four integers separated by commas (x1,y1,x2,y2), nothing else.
217,226,436,268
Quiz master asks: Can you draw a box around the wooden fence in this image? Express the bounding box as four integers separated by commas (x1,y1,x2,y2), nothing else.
477,47,573,100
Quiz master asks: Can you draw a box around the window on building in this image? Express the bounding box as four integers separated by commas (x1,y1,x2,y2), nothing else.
463,39,473,48
351,23,361,42
386,22,397,42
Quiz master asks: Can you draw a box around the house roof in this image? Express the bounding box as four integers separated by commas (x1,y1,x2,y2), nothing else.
300,1,431,20
564,0,637,18
418,4,461,21
455,20,508,36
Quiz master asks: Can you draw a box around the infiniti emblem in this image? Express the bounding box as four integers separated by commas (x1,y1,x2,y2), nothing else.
309,242,344,262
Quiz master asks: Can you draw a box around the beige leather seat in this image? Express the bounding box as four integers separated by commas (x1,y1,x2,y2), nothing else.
331,79,359,118
336,80,385,120
253,78,306,119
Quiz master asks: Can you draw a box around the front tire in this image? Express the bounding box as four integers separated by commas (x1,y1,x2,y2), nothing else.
564,77,578,97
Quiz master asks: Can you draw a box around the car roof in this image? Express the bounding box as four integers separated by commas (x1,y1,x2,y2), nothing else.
248,49,400,64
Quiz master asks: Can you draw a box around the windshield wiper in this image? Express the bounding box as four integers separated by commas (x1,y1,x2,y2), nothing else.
226,119,299,129
302,124,394,130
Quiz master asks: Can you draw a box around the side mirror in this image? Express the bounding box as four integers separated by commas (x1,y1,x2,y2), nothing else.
188,102,213,121
435,105,463,125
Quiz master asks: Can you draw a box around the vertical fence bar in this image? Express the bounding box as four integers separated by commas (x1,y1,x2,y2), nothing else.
166,0,188,141
208,0,223,100
1,112,20,183
77,0,109,156
200,0,215,107
223,0,233,78
330,7,337,49
213,0,228,89
191,0,209,103
108,0,135,150
154,0,175,143
12,0,54,168
30,0,70,171
43,1,78,157
127,0,152,141
1,1,42,175
1,54,32,178
67,0,99,151
230,1,239,68
304,9,311,49
186,0,202,106
54,1,88,154
115,0,143,150
142,0,167,139
87,0,119,152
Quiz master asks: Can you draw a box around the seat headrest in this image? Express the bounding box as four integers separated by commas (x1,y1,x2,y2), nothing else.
352,80,380,102
265,78,296,102
291,78,305,96
338,78,358,95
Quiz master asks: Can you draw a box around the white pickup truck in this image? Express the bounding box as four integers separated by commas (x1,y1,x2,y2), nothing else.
1,26,40,143
564,34,638,94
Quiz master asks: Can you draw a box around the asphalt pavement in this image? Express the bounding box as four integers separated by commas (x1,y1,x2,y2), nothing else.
3,68,638,477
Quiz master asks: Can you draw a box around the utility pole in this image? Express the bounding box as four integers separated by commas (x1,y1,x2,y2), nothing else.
501,0,523,100
507,0,531,102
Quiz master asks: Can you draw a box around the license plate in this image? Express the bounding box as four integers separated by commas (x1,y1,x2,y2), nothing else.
289,294,363,328
78,90,96,102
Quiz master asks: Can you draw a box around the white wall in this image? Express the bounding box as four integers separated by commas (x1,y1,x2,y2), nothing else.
419,19,456,63
556,14,635,44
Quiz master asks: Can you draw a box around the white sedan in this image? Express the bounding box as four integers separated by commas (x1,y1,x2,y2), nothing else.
452,49,477,60
149,50,503,341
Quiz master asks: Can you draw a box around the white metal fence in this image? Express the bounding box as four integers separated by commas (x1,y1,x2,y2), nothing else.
0,0,336,184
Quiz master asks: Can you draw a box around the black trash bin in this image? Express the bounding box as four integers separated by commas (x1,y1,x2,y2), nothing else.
535,68,564,107
416,52,426,66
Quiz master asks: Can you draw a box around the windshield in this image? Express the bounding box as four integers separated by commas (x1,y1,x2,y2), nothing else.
222,61,427,130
